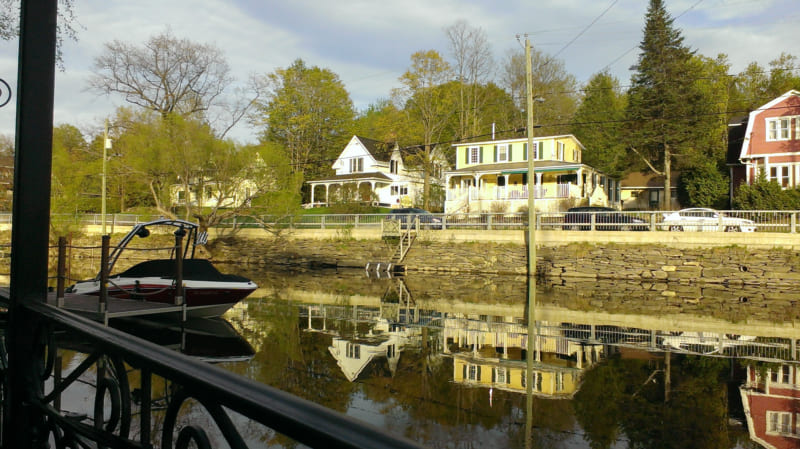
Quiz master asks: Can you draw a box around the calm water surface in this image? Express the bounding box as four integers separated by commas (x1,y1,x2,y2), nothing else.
163,267,796,449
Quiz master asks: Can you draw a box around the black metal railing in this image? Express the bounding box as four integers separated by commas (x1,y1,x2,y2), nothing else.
0,300,424,449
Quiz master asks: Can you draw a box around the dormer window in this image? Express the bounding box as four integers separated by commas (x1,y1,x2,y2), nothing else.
390,159,398,174
350,157,364,173
767,117,792,141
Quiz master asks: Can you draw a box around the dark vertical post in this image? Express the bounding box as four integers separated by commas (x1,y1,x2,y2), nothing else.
56,236,66,306
174,229,185,306
5,0,58,447
140,369,152,444
99,235,109,313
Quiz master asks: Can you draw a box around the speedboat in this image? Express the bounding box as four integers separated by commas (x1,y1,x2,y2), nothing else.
65,219,257,318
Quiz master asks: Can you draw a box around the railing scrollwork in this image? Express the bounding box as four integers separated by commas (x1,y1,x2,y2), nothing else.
1,301,423,449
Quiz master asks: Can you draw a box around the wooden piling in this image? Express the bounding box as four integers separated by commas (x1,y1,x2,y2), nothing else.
99,235,109,313
56,236,66,307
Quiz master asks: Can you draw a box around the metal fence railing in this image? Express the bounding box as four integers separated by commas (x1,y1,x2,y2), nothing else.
14,210,800,233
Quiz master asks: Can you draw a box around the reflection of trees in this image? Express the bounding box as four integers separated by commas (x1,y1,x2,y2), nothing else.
575,353,734,449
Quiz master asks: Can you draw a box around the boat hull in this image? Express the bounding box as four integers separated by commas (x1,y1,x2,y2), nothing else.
67,277,257,318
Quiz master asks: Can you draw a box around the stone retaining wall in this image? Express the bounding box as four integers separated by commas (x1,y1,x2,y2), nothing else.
206,236,800,286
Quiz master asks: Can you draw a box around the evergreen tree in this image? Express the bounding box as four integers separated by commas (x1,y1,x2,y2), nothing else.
626,0,700,209
571,71,627,177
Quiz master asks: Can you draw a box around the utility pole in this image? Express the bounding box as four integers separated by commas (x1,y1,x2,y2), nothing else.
525,36,536,277
524,35,537,449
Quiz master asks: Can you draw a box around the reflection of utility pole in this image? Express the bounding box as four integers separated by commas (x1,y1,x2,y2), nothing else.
664,350,671,402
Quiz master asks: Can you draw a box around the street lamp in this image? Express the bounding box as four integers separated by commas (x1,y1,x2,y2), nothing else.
102,120,111,235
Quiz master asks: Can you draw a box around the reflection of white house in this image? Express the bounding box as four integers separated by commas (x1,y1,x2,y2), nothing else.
327,320,418,382
306,136,447,208
445,135,619,213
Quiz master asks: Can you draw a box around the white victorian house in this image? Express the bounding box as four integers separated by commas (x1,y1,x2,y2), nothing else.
307,135,446,208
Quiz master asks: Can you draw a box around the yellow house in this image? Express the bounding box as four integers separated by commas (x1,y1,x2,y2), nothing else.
452,356,581,398
445,135,619,213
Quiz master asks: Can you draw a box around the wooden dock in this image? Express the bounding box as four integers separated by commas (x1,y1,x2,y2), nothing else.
0,287,187,324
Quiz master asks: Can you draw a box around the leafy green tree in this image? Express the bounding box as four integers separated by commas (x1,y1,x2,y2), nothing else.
113,111,289,233
730,53,800,115
50,124,94,214
393,50,454,210
0,133,14,211
571,71,627,177
353,98,410,143
626,0,704,209
678,161,728,208
253,58,355,183
733,171,800,210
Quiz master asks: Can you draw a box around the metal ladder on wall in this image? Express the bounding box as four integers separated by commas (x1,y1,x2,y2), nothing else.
366,218,417,276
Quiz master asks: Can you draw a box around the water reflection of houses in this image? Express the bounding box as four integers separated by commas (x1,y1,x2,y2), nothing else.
740,362,800,449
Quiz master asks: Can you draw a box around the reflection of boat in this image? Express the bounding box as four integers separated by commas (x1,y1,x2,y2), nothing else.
65,219,257,318
111,317,256,363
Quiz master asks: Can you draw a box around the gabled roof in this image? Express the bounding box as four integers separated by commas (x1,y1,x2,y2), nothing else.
620,171,679,188
739,90,800,160
353,136,393,163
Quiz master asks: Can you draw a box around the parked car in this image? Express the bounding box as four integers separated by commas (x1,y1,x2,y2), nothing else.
562,206,648,231
389,208,443,230
660,208,756,232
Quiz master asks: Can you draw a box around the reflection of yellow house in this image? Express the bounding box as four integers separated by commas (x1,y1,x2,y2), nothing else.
452,356,581,398
445,135,620,213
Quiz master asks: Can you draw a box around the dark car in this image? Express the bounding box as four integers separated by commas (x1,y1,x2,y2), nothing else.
562,206,648,231
389,208,443,230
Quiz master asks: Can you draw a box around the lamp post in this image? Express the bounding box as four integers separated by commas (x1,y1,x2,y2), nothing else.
102,120,111,235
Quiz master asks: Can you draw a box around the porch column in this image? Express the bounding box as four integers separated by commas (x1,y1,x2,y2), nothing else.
535,173,543,198
310,184,315,204
325,184,330,204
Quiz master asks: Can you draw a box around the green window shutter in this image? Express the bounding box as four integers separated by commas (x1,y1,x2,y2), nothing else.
523,143,527,161
494,145,498,162
479,147,483,163
508,144,513,161
465,148,469,165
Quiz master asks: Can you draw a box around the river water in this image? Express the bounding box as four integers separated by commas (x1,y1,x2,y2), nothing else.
51,264,800,448
162,266,794,449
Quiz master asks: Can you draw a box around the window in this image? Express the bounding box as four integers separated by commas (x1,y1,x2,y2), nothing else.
349,157,364,173
769,165,792,187
572,149,580,162
390,159,398,174
346,343,360,359
391,185,408,196
767,411,792,435
771,365,792,384
468,364,479,381
767,117,793,141
555,372,564,392
496,144,509,162
494,368,508,384
469,147,480,164
556,142,565,161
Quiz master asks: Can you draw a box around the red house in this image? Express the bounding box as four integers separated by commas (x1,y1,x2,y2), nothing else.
740,363,800,448
729,90,800,200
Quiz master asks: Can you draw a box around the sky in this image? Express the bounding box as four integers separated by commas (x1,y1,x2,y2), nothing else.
0,0,797,144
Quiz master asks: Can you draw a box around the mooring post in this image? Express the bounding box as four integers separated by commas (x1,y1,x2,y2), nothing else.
174,228,185,309
99,235,109,313
56,236,66,307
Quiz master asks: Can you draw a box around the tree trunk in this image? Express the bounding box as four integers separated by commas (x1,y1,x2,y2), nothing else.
664,144,671,210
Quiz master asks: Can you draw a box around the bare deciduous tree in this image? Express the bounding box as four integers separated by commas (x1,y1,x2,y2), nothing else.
445,20,494,140
89,28,253,138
